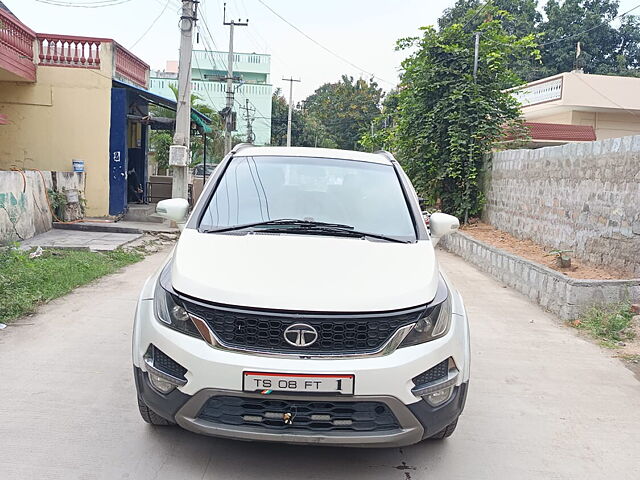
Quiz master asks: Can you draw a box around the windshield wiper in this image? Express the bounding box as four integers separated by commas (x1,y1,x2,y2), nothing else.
263,226,410,243
199,218,355,234
200,219,410,243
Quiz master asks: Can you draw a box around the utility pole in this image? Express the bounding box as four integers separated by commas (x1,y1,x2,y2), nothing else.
282,77,300,147
473,31,481,82
170,0,198,200
223,3,248,154
370,121,375,152
242,98,255,143
467,30,482,225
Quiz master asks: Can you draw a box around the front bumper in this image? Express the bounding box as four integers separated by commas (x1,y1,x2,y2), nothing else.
132,273,471,447
134,367,468,447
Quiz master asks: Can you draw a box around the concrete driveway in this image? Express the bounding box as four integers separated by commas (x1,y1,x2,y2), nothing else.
1,249,638,480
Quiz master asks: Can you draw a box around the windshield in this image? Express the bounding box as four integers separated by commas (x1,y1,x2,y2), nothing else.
199,156,416,240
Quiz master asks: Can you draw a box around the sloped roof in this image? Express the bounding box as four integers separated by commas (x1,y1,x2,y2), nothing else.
525,122,596,142
0,1,14,14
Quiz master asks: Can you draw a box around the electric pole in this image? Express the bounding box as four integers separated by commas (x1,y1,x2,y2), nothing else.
223,3,248,154
473,31,481,82
242,98,255,143
170,0,198,200
282,77,300,147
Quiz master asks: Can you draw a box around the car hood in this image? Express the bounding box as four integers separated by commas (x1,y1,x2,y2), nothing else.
171,229,439,312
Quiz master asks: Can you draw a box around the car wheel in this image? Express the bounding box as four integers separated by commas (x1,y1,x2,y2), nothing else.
137,395,175,426
429,418,458,440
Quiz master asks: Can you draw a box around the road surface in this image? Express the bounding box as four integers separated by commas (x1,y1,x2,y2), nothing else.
1,249,638,479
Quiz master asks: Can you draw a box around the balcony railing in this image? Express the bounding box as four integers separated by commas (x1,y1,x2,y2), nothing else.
512,77,563,107
34,35,149,89
0,9,37,82
0,15,150,89
113,42,149,88
37,33,105,69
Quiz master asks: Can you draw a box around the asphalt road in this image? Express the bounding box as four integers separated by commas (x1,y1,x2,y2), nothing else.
1,249,639,480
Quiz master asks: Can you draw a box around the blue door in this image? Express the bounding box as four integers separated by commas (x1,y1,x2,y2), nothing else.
109,88,128,215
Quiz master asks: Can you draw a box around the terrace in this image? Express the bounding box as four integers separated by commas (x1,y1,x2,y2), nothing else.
0,8,149,87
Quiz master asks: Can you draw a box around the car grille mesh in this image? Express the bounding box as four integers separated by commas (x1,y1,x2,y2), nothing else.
412,359,449,387
181,300,421,354
151,345,187,380
197,396,400,432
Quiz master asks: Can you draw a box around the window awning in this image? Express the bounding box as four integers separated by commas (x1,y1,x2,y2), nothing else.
113,79,213,133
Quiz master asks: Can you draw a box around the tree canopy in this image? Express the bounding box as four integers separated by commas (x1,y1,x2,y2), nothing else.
392,5,537,220
303,75,383,150
439,0,640,81
270,87,346,149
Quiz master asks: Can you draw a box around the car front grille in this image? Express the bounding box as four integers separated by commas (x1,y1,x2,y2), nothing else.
197,396,400,432
181,299,422,355
412,359,449,387
149,345,187,380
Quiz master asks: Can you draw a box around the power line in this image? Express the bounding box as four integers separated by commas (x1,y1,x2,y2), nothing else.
256,0,395,86
193,50,222,112
572,72,640,120
33,0,134,7
130,0,171,49
461,0,492,31
536,2,640,47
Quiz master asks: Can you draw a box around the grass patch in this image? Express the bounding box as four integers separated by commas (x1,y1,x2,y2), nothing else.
618,353,640,364
570,302,636,348
0,247,143,324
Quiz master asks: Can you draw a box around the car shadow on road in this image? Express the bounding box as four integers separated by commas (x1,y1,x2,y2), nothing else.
145,425,452,479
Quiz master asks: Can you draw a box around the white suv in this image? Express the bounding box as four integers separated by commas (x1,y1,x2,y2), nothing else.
132,145,470,446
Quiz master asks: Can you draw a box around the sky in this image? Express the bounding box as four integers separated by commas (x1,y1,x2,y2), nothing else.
6,0,640,105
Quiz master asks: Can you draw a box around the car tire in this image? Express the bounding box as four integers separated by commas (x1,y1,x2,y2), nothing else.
429,418,458,440
137,396,175,426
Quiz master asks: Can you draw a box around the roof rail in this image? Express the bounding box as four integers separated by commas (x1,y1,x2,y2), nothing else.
231,143,253,154
374,150,398,163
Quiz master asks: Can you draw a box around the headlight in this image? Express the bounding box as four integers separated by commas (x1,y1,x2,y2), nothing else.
153,281,200,338
399,288,452,347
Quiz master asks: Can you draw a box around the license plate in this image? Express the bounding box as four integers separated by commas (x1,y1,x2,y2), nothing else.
243,372,355,395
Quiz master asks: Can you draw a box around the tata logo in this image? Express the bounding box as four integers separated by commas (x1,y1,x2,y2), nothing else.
283,323,318,347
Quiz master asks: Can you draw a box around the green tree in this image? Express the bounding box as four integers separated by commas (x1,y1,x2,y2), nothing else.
439,0,543,82
540,0,640,76
304,76,383,150
440,0,640,79
149,85,223,173
393,6,536,221
149,130,173,172
270,88,301,146
270,89,337,148
359,89,400,152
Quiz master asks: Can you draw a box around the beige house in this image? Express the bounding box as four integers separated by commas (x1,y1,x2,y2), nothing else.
512,71,640,147
0,7,210,218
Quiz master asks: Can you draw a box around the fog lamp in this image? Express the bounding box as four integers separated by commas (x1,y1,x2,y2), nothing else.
148,372,177,394
424,385,454,407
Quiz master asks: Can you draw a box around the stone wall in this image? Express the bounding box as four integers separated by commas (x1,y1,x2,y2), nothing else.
439,231,640,321
0,170,85,244
484,136,640,276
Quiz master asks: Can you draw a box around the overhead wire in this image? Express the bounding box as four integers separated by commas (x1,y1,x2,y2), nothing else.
33,0,134,7
199,2,272,138
130,0,171,49
193,48,223,112
535,2,640,47
255,0,394,86
487,2,640,49
461,0,492,31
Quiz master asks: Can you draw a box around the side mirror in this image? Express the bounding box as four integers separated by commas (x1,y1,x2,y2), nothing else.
429,212,459,246
156,198,189,229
